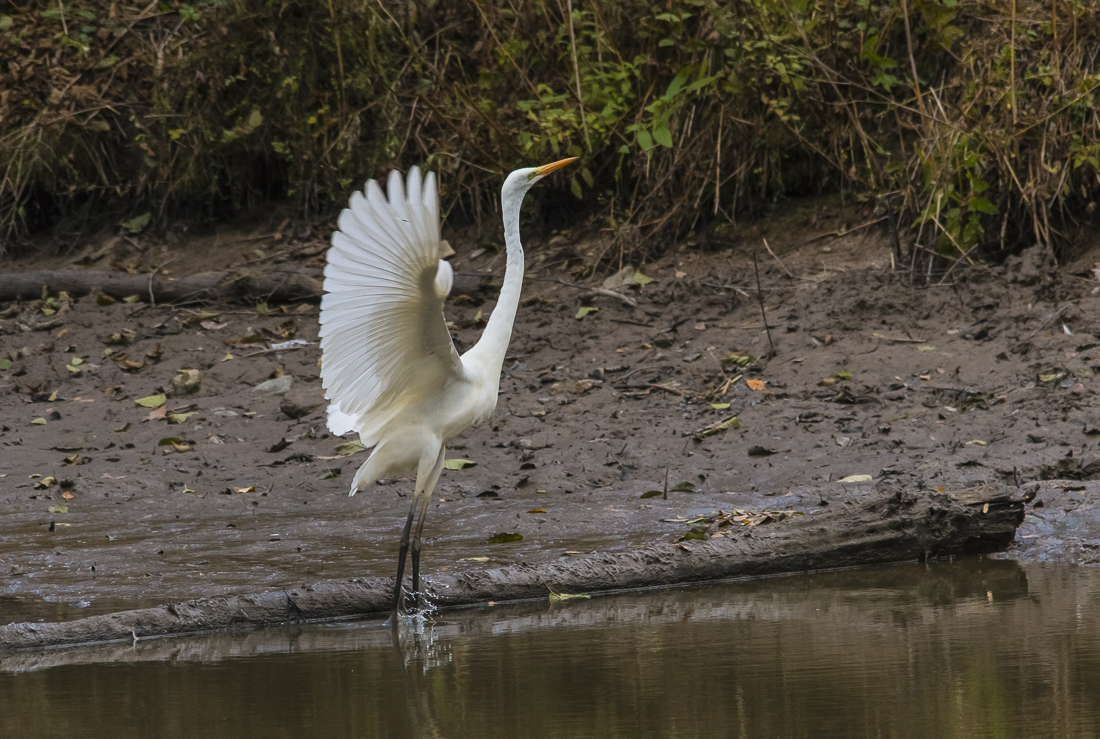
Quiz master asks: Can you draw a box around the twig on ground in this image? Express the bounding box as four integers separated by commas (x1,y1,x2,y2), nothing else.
527,276,637,307
803,217,888,244
1026,305,1070,339
752,254,776,358
762,238,793,278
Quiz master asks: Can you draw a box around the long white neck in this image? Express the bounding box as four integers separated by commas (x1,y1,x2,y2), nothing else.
466,186,525,375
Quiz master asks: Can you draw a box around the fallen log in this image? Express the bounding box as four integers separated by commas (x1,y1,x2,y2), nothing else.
0,484,1024,651
0,268,323,305
0,268,489,305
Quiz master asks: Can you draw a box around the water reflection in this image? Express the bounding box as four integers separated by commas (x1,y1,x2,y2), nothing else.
2,559,1099,738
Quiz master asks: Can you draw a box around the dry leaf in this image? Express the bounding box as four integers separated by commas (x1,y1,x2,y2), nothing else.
134,393,167,408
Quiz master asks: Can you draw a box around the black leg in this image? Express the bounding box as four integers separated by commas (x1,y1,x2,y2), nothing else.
409,490,431,612
409,448,445,614
410,538,421,612
389,500,418,624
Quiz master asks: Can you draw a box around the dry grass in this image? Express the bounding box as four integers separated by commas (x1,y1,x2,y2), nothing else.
1,0,1098,277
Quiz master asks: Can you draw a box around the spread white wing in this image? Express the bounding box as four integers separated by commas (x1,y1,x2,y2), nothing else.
319,167,463,442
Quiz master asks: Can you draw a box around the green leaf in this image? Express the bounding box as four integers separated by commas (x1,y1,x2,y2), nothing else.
971,197,998,215
665,67,692,99
121,212,152,234
570,177,583,199
670,481,696,493
637,128,653,151
319,469,341,480
575,306,598,319
334,440,367,456
31,417,47,425
0,16,13,30
682,75,719,96
157,437,183,446
48,505,69,514
548,587,590,601
724,353,753,366
710,402,730,410
652,121,673,148
838,474,873,483
0,358,12,370
630,272,654,286
487,532,523,545
443,459,477,470
640,490,663,499
134,393,167,408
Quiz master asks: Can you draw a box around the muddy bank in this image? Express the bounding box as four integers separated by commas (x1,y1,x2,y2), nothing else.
1,213,1098,628
0,485,1023,650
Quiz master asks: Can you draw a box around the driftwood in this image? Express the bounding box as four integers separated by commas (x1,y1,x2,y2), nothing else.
0,484,1024,651
0,268,323,304
0,269,489,305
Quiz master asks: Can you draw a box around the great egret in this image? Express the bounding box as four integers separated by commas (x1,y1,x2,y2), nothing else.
319,158,576,622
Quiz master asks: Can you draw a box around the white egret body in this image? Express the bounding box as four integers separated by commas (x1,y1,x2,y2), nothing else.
319,158,576,621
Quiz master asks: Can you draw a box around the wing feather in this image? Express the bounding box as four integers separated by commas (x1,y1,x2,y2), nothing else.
320,167,462,435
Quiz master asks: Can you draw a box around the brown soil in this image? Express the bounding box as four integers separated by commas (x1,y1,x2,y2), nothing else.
2,203,1099,624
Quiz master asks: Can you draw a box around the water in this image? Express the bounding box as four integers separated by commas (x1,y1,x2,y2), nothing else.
2,559,1099,738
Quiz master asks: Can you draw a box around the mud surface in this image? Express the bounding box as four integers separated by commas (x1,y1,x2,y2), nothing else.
2,210,1099,624
0,485,1022,650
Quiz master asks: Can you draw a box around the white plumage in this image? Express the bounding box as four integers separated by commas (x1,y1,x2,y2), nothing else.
319,158,576,622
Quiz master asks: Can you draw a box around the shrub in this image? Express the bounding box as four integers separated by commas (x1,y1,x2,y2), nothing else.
2,0,1098,275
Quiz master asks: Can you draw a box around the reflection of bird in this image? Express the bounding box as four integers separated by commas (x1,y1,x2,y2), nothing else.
320,158,576,622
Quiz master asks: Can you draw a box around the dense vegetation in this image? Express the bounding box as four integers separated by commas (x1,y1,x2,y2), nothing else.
2,0,1098,272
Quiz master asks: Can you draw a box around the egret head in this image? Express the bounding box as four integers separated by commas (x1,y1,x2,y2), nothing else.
503,157,577,198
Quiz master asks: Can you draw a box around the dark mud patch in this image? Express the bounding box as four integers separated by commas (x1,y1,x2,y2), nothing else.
1,223,1098,626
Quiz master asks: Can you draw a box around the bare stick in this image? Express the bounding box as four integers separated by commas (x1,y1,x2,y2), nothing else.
1026,305,1070,340
752,253,776,358
563,0,590,150
762,238,792,278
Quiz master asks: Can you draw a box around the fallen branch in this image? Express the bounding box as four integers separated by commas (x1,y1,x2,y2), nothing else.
0,269,323,305
0,484,1023,652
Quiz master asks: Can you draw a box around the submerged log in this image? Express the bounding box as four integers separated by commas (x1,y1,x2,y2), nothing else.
0,484,1024,651
0,268,488,305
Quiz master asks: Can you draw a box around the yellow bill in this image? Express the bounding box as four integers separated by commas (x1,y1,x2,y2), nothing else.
535,157,578,176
